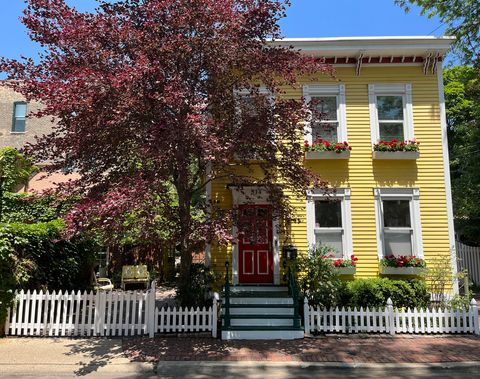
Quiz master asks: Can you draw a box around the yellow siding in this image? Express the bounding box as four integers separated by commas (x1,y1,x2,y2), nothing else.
211,65,451,280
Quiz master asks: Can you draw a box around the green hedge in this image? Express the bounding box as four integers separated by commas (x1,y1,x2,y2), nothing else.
298,246,431,309
346,278,430,309
0,220,97,291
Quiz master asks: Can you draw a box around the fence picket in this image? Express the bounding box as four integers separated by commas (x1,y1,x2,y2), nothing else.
29,290,37,336
9,289,477,338
303,300,479,336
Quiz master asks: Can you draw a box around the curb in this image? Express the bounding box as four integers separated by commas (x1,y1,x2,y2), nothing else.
155,360,480,371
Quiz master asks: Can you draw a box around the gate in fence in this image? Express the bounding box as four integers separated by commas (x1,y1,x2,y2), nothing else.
5,282,217,338
456,240,480,286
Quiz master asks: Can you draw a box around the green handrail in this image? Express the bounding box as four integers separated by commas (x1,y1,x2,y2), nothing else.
224,260,231,328
287,261,301,328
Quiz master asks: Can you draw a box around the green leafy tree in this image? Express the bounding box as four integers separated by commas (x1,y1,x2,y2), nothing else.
444,66,480,244
395,0,480,64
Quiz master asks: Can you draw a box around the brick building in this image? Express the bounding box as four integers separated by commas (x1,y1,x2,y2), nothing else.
0,85,79,191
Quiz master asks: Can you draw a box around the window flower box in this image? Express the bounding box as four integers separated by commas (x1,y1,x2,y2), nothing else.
332,255,358,275
306,150,350,160
335,266,356,275
379,255,426,276
373,151,420,160
379,266,425,276
304,139,351,160
373,139,420,160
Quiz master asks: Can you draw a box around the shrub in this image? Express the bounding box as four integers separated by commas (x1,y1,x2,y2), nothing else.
0,220,97,291
175,263,218,307
0,237,33,334
297,245,346,308
347,278,430,309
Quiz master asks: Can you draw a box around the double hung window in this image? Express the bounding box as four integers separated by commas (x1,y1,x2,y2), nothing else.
303,85,347,144
374,188,423,258
12,102,27,133
368,84,414,145
306,188,352,258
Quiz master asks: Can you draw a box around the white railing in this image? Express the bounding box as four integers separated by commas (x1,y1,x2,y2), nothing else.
304,298,480,335
5,282,218,338
456,240,480,285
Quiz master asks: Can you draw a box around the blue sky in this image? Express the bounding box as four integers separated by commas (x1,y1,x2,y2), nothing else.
0,0,447,61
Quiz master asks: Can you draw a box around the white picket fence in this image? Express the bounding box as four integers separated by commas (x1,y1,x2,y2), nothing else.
5,282,217,338
304,298,480,335
457,240,480,285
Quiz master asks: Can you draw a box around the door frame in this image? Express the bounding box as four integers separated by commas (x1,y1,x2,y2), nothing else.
230,186,280,285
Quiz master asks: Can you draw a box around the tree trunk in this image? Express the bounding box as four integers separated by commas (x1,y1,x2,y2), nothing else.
175,166,194,306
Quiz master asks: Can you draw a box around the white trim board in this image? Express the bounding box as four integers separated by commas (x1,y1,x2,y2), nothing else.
437,62,459,294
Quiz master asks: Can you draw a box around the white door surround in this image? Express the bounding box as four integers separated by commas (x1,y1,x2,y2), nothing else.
229,186,280,285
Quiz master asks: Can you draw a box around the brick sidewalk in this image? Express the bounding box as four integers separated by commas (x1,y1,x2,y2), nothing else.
123,335,480,364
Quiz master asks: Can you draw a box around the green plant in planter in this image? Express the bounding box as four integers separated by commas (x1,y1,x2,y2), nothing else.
380,255,426,268
304,139,352,153
373,139,419,152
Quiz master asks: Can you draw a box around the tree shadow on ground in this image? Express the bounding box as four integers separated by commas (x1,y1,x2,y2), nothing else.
64,337,153,376
123,334,480,365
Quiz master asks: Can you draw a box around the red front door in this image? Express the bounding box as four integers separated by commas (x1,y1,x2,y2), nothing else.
238,204,274,283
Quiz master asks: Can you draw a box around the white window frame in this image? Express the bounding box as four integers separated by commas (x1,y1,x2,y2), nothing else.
368,84,414,147
374,188,423,260
303,84,347,144
12,101,27,134
306,188,352,258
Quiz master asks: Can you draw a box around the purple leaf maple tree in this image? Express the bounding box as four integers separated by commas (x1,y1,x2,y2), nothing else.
1,0,330,304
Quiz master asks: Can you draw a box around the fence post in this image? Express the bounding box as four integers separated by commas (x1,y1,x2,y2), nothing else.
93,290,100,336
470,298,479,335
212,297,218,338
148,281,156,338
303,297,310,336
386,298,395,335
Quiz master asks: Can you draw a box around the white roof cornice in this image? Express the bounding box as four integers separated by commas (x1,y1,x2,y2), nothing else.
268,36,455,57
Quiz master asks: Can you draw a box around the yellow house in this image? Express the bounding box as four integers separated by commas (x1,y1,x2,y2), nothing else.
209,36,457,339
